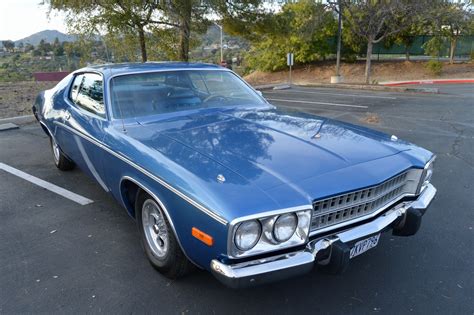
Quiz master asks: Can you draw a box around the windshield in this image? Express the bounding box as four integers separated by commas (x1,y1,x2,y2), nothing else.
110,70,266,119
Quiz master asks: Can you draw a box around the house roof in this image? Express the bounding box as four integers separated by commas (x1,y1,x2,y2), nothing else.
33,71,70,82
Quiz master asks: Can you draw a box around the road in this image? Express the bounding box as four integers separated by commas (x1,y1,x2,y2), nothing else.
0,84,473,314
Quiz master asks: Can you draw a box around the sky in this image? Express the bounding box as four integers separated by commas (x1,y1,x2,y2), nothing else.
0,0,67,41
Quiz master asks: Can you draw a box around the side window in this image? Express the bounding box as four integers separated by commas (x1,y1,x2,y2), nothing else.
70,74,84,102
70,73,105,118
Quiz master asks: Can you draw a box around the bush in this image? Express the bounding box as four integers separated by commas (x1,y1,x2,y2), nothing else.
425,60,443,76
343,53,358,63
422,37,443,58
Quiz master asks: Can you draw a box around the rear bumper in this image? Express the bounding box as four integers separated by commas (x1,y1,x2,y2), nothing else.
211,184,436,288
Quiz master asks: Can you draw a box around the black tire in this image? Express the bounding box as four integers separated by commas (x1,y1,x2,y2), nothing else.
50,136,75,171
135,190,193,279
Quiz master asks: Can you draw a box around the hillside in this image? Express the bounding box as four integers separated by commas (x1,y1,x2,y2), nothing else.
244,60,474,85
14,30,76,46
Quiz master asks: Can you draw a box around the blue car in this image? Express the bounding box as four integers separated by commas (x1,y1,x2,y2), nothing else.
32,63,436,288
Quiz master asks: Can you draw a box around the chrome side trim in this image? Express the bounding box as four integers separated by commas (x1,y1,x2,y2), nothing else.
74,135,109,192
39,121,53,137
119,175,201,268
53,120,228,225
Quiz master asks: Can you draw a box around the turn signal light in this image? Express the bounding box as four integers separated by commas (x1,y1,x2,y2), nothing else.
192,227,213,246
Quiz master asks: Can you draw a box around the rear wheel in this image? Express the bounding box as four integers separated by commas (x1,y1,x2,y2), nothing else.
50,136,74,171
136,191,193,279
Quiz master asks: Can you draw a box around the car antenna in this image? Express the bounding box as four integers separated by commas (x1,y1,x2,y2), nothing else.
108,67,127,133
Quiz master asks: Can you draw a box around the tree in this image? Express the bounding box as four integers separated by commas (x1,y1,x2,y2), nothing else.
431,1,473,63
340,0,430,84
219,1,275,42
386,23,426,61
239,1,337,71
2,40,15,53
46,0,165,62
52,37,64,56
36,39,52,56
46,0,216,62
24,43,34,53
422,36,444,59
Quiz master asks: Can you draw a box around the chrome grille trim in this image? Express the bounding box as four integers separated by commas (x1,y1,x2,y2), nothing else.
310,169,422,234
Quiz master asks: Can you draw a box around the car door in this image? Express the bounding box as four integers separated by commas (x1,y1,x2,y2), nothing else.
56,72,111,192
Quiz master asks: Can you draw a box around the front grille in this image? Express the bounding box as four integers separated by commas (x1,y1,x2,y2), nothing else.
310,171,411,232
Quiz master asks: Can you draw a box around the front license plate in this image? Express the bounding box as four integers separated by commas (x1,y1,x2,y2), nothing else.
350,233,381,259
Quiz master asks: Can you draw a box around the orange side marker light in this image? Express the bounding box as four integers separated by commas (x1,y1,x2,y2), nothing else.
192,227,214,246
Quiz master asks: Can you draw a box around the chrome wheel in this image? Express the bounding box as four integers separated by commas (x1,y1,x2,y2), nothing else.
142,199,169,258
52,137,60,164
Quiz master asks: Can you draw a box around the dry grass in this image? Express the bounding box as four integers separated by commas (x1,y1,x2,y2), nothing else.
0,81,56,118
244,60,474,85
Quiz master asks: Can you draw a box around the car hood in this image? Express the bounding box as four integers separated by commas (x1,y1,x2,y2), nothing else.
136,108,415,190
118,107,431,220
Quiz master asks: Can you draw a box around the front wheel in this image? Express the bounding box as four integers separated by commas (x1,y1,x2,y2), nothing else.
136,191,193,279
50,136,74,171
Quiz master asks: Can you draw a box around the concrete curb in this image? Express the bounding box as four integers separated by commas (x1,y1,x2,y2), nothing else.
381,78,474,86
254,83,291,90
294,83,439,94
0,123,19,131
253,82,439,94
0,114,36,125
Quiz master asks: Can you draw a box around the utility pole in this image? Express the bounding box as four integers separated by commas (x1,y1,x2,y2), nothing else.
331,0,343,83
287,52,294,85
213,22,223,63
335,0,342,77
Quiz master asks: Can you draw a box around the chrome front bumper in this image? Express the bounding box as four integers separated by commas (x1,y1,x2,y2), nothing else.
211,184,436,288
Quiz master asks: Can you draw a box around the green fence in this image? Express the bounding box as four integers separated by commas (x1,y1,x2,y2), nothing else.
373,35,474,57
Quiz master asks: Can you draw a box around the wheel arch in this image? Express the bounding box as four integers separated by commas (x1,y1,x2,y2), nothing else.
119,175,201,268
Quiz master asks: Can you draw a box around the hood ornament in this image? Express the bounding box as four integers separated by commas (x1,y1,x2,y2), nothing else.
217,174,226,183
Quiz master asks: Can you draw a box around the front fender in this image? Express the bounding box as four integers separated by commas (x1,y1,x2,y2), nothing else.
111,165,229,270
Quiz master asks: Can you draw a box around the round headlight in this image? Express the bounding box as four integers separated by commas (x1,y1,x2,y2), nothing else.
234,220,261,251
273,213,298,242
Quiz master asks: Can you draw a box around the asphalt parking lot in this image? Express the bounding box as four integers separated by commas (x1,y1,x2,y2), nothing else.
1,84,473,314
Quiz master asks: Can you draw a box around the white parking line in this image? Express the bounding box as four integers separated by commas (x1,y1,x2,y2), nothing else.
266,90,397,99
0,162,93,205
266,98,369,109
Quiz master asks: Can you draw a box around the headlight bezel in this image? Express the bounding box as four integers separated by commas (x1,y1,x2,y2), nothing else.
228,206,312,259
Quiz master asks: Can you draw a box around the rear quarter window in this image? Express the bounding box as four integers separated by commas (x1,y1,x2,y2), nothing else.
69,73,105,118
